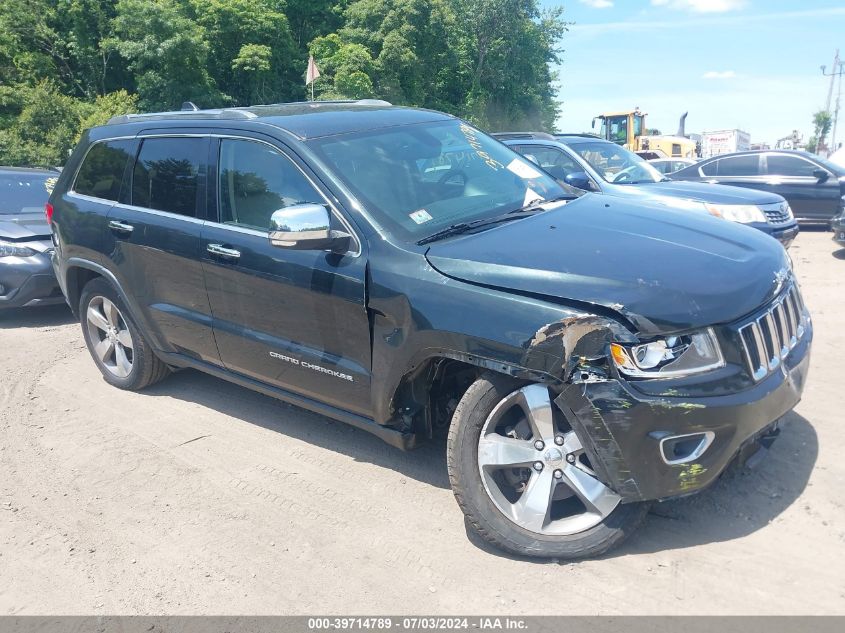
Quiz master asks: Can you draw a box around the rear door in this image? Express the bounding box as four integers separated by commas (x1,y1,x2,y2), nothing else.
762,153,840,221
705,154,765,190
104,134,220,364
200,134,373,416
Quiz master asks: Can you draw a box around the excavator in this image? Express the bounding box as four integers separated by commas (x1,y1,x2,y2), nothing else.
592,109,698,158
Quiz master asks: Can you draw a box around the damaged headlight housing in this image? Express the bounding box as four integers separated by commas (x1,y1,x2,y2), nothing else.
610,328,725,378
704,203,766,224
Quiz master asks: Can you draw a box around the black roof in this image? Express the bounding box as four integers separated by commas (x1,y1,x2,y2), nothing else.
554,134,608,144
103,100,454,141
0,166,60,176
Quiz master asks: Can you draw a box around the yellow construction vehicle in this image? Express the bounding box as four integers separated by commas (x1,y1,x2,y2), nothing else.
592,108,646,151
593,110,698,158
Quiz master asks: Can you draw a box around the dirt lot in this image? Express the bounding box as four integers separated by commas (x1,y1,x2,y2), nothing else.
0,229,843,615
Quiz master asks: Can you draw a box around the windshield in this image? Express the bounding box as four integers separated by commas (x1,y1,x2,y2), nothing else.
568,141,665,184
308,120,567,241
0,173,55,215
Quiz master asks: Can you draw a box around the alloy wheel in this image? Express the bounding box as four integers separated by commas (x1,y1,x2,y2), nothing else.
477,384,621,536
86,296,134,378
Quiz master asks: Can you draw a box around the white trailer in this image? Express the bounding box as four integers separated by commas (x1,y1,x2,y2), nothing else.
700,129,751,158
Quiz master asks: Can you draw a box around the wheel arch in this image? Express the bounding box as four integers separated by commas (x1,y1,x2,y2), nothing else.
384,350,558,439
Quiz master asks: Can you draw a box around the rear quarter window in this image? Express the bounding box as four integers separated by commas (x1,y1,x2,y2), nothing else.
73,140,134,201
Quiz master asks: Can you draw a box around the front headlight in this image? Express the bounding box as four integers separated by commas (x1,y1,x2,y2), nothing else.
610,328,725,378
704,203,766,224
657,197,707,212
0,239,37,258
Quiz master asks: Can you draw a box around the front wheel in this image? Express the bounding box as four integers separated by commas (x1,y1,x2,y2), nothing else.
447,373,649,559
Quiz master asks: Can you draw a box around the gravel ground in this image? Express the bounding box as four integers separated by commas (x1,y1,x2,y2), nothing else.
0,229,843,615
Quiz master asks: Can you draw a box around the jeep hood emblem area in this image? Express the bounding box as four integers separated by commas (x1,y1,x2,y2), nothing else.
425,197,791,335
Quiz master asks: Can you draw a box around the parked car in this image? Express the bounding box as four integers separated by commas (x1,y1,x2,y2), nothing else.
496,133,799,248
0,166,64,309
649,157,698,175
670,149,845,225
49,102,811,559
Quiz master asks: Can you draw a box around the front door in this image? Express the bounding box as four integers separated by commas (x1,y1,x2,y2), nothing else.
200,136,372,416
763,153,840,221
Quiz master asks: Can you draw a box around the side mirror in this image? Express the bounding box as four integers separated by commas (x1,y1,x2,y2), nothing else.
269,203,351,253
564,171,592,191
813,168,830,183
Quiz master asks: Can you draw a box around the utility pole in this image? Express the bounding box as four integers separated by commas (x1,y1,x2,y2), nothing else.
821,50,845,153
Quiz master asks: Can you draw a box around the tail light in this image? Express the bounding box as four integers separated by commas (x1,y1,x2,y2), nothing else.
45,202,54,225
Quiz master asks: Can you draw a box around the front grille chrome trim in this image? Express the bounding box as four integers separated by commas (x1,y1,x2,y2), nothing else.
738,283,808,382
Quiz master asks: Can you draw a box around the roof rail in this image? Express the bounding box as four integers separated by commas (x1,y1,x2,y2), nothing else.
491,132,556,141
248,99,393,108
106,108,258,125
555,132,602,139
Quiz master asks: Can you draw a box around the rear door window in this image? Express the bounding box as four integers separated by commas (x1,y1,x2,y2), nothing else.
766,154,818,177
74,140,134,201
716,155,760,176
131,137,205,217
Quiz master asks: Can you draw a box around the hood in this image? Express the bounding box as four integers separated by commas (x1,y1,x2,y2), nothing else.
0,212,51,241
613,180,784,206
425,196,791,335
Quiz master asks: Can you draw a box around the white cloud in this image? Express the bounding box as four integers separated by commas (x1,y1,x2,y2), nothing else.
702,70,737,79
651,0,746,13
579,0,614,8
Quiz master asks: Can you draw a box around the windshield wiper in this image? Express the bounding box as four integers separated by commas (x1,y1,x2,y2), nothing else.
417,196,573,246
417,210,540,245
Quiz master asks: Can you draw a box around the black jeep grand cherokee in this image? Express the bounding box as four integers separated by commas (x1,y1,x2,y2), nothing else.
49,101,812,559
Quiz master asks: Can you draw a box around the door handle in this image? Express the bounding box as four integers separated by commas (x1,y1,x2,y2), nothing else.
108,220,134,234
206,243,241,260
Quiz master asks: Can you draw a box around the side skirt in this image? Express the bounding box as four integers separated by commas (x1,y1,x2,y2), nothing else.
156,350,418,451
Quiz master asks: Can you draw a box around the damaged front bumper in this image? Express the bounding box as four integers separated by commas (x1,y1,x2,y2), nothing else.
554,327,812,502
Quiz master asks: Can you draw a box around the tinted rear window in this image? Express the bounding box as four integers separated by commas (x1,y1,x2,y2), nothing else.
74,140,134,201
0,173,53,214
132,137,204,217
716,155,759,176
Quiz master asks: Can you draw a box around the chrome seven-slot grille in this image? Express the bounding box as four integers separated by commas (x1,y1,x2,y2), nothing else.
738,283,807,382
760,202,793,225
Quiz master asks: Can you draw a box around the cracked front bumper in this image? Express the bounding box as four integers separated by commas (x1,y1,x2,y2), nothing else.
555,325,812,502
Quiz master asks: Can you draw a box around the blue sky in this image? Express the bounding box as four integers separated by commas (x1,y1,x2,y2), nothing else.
540,0,845,145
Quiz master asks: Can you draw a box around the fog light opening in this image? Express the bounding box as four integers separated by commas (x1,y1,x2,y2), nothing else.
659,431,715,465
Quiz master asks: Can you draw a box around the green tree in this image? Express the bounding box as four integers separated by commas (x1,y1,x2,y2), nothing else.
451,0,568,129
232,44,274,104
0,81,83,166
811,110,833,154
108,0,221,110
310,0,567,128
309,33,376,99
286,0,350,49
76,90,140,141
190,0,301,105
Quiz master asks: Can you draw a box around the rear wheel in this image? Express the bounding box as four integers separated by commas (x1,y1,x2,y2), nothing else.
79,278,170,391
448,373,649,559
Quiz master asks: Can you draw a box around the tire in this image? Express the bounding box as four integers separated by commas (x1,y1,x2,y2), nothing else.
79,277,170,391
447,372,650,559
